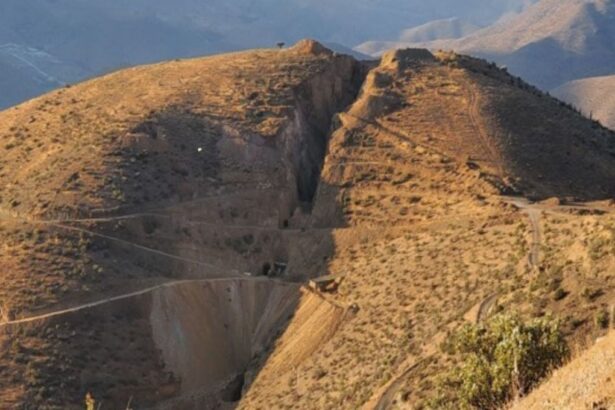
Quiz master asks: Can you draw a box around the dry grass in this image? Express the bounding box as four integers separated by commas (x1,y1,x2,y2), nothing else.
512,332,615,410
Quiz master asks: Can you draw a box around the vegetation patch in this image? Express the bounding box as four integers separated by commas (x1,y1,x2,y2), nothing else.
427,313,569,409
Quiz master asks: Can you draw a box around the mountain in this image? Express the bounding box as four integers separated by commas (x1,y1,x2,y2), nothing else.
2,41,615,408
357,0,615,90
98,0,533,46
399,18,481,43
358,17,482,56
0,51,60,109
553,74,615,130
0,0,532,110
0,40,363,408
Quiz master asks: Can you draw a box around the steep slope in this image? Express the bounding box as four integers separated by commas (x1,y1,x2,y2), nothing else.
238,49,615,409
553,74,615,130
358,0,615,90
512,333,615,409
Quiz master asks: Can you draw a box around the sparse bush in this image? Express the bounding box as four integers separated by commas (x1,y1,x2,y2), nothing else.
553,287,568,301
581,286,603,302
429,313,569,409
595,309,610,329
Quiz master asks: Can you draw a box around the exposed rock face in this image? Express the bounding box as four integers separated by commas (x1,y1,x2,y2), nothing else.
149,279,301,408
277,44,365,211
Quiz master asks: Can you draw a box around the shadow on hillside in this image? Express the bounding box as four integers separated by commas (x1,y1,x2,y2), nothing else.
69,103,348,407
482,79,615,201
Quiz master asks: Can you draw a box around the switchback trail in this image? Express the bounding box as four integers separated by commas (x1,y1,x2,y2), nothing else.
52,222,236,273
372,359,427,410
367,326,454,410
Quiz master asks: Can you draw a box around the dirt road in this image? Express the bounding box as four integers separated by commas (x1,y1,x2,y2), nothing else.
504,197,542,271
0,276,290,327
477,293,499,323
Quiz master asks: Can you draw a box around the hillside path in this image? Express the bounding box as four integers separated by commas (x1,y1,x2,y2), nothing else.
0,277,293,328
466,83,503,174
476,293,499,323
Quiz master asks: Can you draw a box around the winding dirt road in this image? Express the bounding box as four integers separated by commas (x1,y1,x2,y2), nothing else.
504,197,542,271
477,293,499,323
372,360,426,410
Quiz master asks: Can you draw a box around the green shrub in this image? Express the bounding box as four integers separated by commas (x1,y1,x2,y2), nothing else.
429,313,569,409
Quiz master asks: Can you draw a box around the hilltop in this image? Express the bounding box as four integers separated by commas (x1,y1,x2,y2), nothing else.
1,41,615,409
0,40,363,408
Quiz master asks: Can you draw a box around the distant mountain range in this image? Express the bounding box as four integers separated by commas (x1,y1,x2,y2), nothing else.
0,0,531,110
358,17,482,56
358,0,615,90
399,18,481,43
0,0,231,109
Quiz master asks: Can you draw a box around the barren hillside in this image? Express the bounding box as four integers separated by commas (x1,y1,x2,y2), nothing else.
398,18,481,43
2,42,615,409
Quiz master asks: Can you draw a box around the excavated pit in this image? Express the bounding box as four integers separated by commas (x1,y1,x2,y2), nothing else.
148,280,347,409
149,279,301,408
